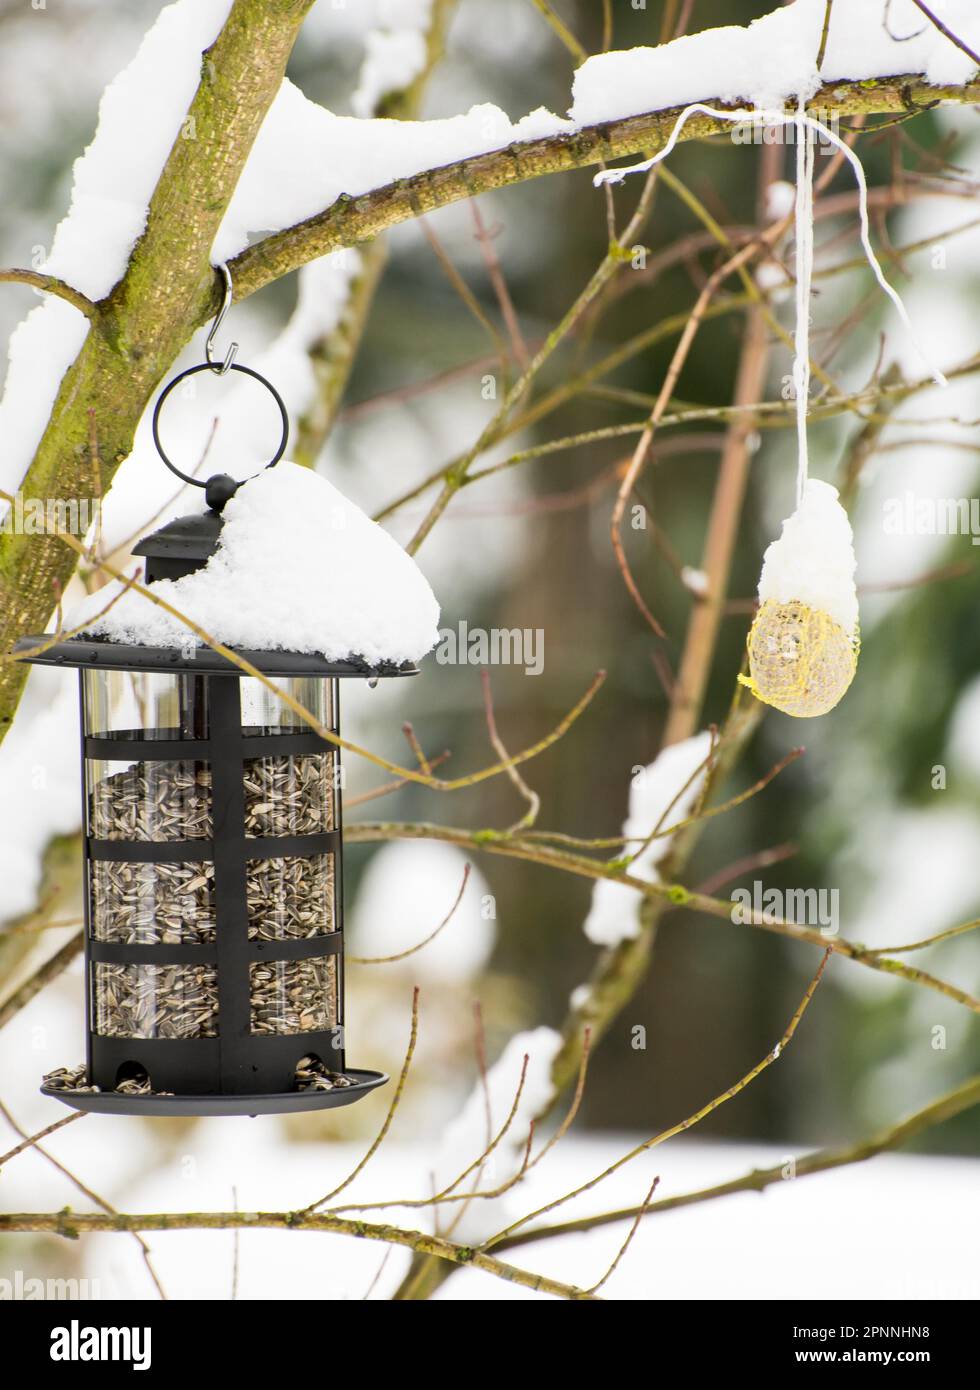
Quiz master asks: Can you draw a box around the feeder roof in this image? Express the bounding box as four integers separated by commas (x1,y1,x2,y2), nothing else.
131,507,224,565
62,461,441,670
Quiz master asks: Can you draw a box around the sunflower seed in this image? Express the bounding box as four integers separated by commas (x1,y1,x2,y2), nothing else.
88,751,338,1041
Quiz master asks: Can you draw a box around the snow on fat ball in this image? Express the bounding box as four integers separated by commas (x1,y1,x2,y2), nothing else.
757,480,858,633
75,462,441,666
743,479,859,718
584,731,713,947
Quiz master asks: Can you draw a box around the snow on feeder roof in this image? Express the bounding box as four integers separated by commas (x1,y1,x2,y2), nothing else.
70,460,440,672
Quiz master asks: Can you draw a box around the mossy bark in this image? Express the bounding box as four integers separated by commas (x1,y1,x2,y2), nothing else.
0,0,316,738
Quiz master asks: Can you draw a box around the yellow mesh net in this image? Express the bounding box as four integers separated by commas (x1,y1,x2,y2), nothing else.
739,599,859,718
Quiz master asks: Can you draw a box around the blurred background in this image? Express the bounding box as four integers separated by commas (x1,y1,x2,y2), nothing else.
0,0,977,1298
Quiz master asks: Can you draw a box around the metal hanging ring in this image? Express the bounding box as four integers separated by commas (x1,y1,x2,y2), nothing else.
151,362,290,489
205,263,238,375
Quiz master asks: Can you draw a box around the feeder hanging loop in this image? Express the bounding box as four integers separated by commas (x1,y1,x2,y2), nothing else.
205,262,238,376
150,259,289,507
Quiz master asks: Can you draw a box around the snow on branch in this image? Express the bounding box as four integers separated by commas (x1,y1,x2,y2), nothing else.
227,0,980,300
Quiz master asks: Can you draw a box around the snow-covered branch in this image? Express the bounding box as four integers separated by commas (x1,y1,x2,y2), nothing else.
228,70,980,306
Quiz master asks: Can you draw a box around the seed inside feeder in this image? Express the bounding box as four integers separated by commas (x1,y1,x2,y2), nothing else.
94,962,220,1039
88,751,337,1039
250,956,338,1036
744,599,858,718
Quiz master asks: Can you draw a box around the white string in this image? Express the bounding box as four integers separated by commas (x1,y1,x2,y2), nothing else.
793,94,815,505
595,102,949,392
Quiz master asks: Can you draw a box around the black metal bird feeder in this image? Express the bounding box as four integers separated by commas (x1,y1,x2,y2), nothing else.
15,288,416,1116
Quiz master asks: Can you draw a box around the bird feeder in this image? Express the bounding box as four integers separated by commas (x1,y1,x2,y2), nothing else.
13,308,430,1115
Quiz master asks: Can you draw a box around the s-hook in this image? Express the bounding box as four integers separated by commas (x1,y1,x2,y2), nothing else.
205,262,239,376
150,262,289,510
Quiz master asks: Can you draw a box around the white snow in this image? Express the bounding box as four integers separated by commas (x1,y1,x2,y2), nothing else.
221,0,980,269
1,1045,976,1301
211,82,574,264
0,666,82,926
570,0,980,126
349,841,495,984
756,261,792,300
432,1027,562,1243
765,179,797,221
681,564,709,597
353,29,429,119
584,731,713,947
757,478,859,636
44,0,234,302
72,461,441,666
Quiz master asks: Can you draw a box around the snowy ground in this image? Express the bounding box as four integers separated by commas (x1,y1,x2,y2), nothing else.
1,1114,977,1301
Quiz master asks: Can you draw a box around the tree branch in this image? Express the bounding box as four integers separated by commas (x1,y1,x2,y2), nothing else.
0,1207,598,1300
0,929,83,1032
495,1071,980,1250
228,74,980,304
0,269,97,319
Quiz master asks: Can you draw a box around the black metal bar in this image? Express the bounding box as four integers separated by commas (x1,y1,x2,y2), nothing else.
238,733,334,755
248,933,343,963
178,670,209,740
89,941,219,966
90,1034,221,1096
207,675,252,1092
334,679,346,1070
78,673,95,1088
85,737,209,761
15,635,418,680
87,838,211,864
85,731,333,760
242,831,339,858
87,831,338,864
89,934,343,966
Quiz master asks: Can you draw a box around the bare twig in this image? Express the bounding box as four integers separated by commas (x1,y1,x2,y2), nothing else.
485,952,830,1246
0,930,84,1032
497,1071,980,1250
481,670,541,831
349,866,471,965
527,0,587,64
0,267,97,319
585,1174,660,1295
908,1,980,67
0,1111,83,1167
302,988,421,1211
471,203,530,370
0,1096,166,1300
